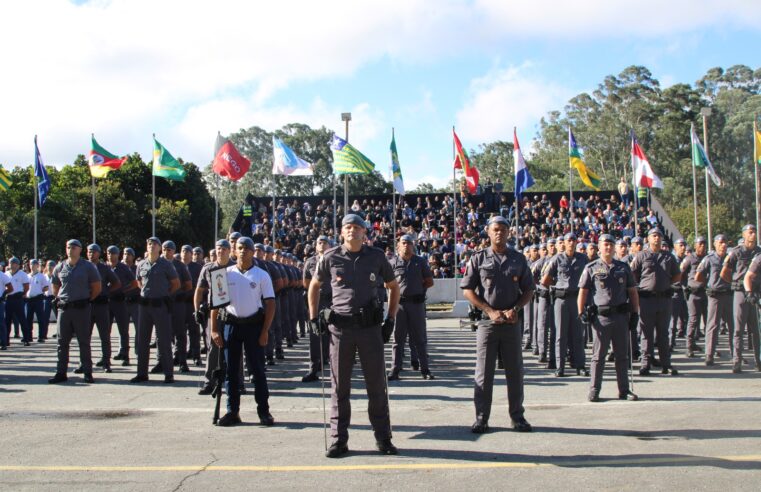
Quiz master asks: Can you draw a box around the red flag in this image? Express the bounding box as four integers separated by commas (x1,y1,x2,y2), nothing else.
453,129,479,193
631,132,663,189
212,133,250,181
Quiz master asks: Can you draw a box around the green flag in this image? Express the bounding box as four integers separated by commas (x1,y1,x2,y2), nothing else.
330,135,375,174
153,136,186,181
0,165,12,191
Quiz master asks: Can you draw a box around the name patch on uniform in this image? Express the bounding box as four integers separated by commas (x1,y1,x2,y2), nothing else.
249,281,257,289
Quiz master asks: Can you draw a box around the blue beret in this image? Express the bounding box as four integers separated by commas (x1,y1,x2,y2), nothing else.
106,245,120,254
147,236,161,245
599,234,615,244
564,233,577,241
674,238,686,245
253,243,265,251
742,224,756,232
87,243,101,253
67,239,82,248
647,227,662,237
694,236,706,244
631,236,643,244
487,215,509,227
714,234,727,242
539,243,547,249
237,237,255,250
317,235,330,242
229,232,242,240
30,259,39,265
215,239,231,249
615,239,626,246
124,247,136,256
547,239,556,245
192,247,203,254
530,244,539,250
265,245,275,254
399,234,415,243
181,244,192,252
9,257,20,264
341,214,367,228
162,241,176,251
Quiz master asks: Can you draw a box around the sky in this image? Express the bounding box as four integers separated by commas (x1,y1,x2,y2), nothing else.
1,0,759,191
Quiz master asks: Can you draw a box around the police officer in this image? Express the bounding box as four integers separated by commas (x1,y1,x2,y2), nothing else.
0,269,10,350
107,245,138,366
630,228,681,376
210,237,276,427
87,244,121,373
265,245,286,362
741,253,761,372
615,239,629,262
524,244,539,354
682,237,708,358
5,257,30,345
542,232,589,377
670,238,688,349
308,214,400,458
534,240,555,366
694,234,732,366
388,234,434,381
253,243,285,368
131,237,179,384
26,259,50,343
162,241,192,373
182,245,203,366
121,247,141,357
461,215,534,434
721,224,761,373
49,239,102,384
301,236,331,382
578,234,639,401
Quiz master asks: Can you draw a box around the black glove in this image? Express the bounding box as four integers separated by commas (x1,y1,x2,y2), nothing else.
628,312,640,332
193,310,205,325
309,318,323,336
382,317,395,343
580,310,590,325
744,291,759,304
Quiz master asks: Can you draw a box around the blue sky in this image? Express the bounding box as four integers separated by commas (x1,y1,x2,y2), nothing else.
1,0,758,190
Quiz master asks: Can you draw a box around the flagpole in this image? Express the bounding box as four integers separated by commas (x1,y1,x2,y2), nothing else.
391,128,396,245
91,175,96,245
514,127,520,234
754,116,759,235
452,126,458,295
691,123,699,238
332,174,337,238
568,127,574,234
272,175,277,247
342,113,351,219
33,135,38,259
631,130,638,237
152,133,156,237
214,174,219,243
701,109,713,246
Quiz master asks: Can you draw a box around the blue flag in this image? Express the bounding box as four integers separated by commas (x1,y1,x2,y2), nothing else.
272,136,313,176
513,129,534,201
34,136,50,208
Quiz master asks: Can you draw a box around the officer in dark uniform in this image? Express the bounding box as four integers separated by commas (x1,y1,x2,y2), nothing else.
721,224,761,373
461,215,534,434
265,245,286,362
694,234,732,366
670,238,688,349
107,245,138,367
301,236,331,382
534,241,555,366
388,234,434,381
578,234,639,401
309,214,400,458
161,241,192,373
630,228,681,376
741,253,761,372
121,247,141,358
542,232,589,376
48,239,102,384
131,237,179,384
523,244,539,353
86,244,121,373
182,245,203,366
210,237,276,427
682,237,708,358
253,243,285,367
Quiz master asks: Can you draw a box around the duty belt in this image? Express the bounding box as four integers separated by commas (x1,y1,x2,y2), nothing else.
109,293,126,302
731,282,745,292
551,288,578,299
92,297,109,305
535,289,551,299
400,293,426,304
125,295,139,304
58,299,90,310
597,304,630,316
139,296,170,307
224,310,264,326
329,312,365,326
638,288,673,298
706,288,732,298
685,286,705,296
26,294,45,302
6,292,23,300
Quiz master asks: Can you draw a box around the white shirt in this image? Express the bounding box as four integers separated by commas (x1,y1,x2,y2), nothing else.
0,271,10,296
224,264,274,318
7,270,30,295
27,272,50,297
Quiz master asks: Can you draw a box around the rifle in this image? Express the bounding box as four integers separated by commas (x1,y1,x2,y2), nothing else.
211,344,225,425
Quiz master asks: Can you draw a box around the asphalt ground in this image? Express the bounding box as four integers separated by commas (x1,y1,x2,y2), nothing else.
1,318,761,491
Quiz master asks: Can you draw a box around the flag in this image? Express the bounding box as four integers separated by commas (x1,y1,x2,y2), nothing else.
569,129,602,191
330,135,375,174
272,136,313,176
390,131,404,195
513,128,534,200
755,126,761,166
0,166,12,192
691,124,721,186
212,133,251,181
34,136,51,207
88,135,126,178
152,136,186,181
453,129,479,193
631,131,663,189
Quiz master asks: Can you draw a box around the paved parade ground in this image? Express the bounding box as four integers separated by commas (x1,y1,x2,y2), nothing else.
1,318,761,491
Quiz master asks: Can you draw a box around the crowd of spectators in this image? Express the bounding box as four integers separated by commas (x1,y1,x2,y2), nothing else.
232,184,665,279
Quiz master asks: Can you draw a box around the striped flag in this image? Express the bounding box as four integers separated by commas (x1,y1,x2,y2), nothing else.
453,129,479,193
89,135,126,178
390,131,404,195
330,135,375,174
0,166,12,191
513,128,534,200
631,131,663,189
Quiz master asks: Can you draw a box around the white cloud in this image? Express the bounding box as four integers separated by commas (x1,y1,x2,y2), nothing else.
455,63,571,144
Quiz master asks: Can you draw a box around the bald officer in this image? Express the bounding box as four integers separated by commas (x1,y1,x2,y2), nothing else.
301,236,331,382
309,214,400,458
49,239,102,384
542,232,589,377
210,237,276,427
578,234,639,401
630,228,681,376
389,234,434,381
695,234,732,366
131,237,179,384
461,215,534,434
721,224,761,373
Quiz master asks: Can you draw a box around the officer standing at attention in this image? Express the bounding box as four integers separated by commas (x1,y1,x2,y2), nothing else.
670,238,689,349
523,244,539,353
25,259,50,343
162,241,192,373
694,234,732,367
254,243,285,367
121,247,141,358
131,237,179,384
461,215,534,434
682,237,708,358
181,245,203,366
630,228,681,376
308,214,400,458
5,257,30,346
0,269,10,350
388,234,434,381
107,245,138,367
210,237,276,427
301,236,331,383
741,252,761,372
534,240,555,366
542,232,589,377
721,224,761,373
265,245,286,363
87,244,121,373
578,234,640,401
48,239,102,384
